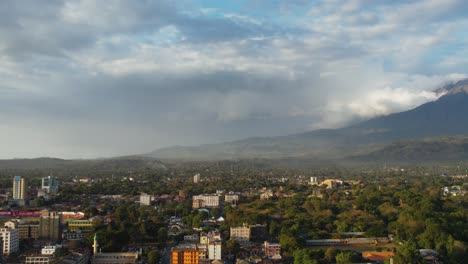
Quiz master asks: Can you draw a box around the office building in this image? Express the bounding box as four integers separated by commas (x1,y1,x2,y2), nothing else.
41,176,59,194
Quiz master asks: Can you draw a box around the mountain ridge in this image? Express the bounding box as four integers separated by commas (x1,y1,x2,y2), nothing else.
147,79,468,160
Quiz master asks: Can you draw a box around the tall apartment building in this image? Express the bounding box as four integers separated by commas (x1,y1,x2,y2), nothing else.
192,194,224,209
193,174,201,184
12,175,26,200
0,228,19,256
41,176,59,194
208,240,222,260
39,212,61,241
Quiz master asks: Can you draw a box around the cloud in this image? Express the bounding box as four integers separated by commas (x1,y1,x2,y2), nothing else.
0,0,467,158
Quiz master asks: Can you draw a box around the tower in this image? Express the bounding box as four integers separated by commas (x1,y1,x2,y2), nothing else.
93,233,98,255
12,176,26,200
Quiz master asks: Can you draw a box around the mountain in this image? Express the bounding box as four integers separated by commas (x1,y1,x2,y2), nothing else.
352,136,468,162
148,79,468,161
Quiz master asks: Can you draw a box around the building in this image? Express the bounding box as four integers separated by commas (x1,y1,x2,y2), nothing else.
13,175,27,200
200,232,221,245
184,234,199,243
224,193,239,206
39,212,61,241
197,244,207,260
193,174,201,184
309,177,318,185
25,256,53,264
92,252,138,264
92,234,138,264
41,176,59,194
42,245,60,255
0,228,19,256
139,193,152,206
62,252,89,264
171,244,199,264
230,225,250,245
4,219,40,239
264,241,281,258
208,240,222,260
64,232,87,241
260,189,273,200
320,179,337,189
68,220,94,233
192,194,224,209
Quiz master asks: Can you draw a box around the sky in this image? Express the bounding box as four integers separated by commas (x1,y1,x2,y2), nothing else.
1,0,467,159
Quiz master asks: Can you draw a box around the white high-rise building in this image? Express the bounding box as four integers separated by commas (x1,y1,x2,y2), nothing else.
193,174,201,183
309,177,318,185
12,176,26,200
208,240,222,260
0,228,19,256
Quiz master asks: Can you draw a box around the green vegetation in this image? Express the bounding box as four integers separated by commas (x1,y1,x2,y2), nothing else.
0,160,466,263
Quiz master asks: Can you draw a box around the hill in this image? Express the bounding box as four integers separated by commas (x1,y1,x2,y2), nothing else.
148,79,468,161
352,136,468,162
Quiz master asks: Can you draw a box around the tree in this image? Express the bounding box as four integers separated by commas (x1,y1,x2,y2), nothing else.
84,206,99,218
34,197,45,208
226,240,241,256
293,249,319,264
147,250,160,264
335,252,353,264
279,233,299,254
394,239,423,264
324,248,337,262
158,227,168,242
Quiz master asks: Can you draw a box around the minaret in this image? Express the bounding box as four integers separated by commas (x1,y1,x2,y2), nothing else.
93,233,99,255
